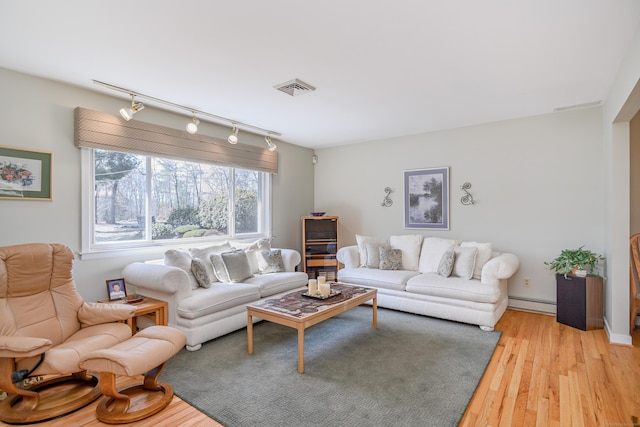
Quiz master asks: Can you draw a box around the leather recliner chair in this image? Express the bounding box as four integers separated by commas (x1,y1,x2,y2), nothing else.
0,243,136,424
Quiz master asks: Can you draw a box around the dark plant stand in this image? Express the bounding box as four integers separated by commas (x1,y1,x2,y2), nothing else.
556,274,604,331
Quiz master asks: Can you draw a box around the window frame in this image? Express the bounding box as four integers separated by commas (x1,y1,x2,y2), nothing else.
80,148,272,260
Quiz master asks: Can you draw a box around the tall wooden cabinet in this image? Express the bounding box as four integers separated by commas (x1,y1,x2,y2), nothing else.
302,216,339,280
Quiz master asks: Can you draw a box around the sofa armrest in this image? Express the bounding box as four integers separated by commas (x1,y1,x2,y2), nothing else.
337,246,360,269
481,252,520,285
277,248,301,272
122,263,194,327
78,302,137,327
0,336,52,358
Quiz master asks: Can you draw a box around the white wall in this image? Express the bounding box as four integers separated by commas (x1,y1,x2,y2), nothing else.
631,111,640,235
0,68,314,302
314,108,604,306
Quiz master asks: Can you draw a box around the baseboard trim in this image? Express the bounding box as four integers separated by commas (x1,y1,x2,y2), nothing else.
604,317,632,346
508,296,555,315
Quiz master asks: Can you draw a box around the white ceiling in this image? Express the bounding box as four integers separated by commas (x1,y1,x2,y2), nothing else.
1,1,639,149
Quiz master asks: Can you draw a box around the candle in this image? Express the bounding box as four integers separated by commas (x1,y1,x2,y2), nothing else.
308,279,317,295
319,282,331,296
318,276,327,285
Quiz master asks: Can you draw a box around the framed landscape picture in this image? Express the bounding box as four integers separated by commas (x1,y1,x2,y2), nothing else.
404,167,449,230
0,145,53,201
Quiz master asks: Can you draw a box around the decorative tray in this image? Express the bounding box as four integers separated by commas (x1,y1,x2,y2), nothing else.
122,294,144,304
302,290,341,300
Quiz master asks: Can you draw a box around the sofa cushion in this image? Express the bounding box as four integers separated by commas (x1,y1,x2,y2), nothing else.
211,249,254,283
406,273,502,304
245,237,273,274
191,258,215,288
461,241,493,279
244,272,309,297
437,249,455,277
164,249,200,290
337,268,420,292
418,238,458,273
188,242,233,285
452,246,478,279
257,249,285,274
356,234,388,267
364,242,388,268
379,247,403,270
390,234,423,270
177,283,260,319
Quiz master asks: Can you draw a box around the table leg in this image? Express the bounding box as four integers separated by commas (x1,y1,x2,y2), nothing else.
247,312,253,355
372,296,377,329
297,326,305,374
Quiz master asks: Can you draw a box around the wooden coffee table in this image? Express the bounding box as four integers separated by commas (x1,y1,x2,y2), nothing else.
246,283,377,373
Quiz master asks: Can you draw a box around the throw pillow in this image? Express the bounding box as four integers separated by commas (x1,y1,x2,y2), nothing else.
188,242,232,283
356,234,388,267
164,249,199,290
257,249,285,274
452,246,478,280
460,241,493,279
418,238,459,273
437,249,455,277
244,237,273,274
191,258,214,288
211,249,253,283
379,247,403,270
390,234,423,271
364,242,389,268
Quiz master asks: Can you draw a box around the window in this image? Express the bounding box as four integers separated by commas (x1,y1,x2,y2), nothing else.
82,148,270,256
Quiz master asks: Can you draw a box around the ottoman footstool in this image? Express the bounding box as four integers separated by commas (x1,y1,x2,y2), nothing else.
79,326,186,424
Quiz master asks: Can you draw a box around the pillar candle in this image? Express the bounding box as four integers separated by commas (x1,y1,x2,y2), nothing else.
318,276,327,285
308,279,317,295
320,282,331,296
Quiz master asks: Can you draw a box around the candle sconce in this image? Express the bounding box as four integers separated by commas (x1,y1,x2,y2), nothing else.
460,182,475,205
381,187,393,207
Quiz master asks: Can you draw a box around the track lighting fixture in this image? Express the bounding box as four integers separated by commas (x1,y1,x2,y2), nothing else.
119,94,145,121
265,135,277,152
186,113,199,134
94,80,280,146
228,126,239,144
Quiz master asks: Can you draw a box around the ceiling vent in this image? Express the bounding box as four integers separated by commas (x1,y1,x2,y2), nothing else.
274,78,316,96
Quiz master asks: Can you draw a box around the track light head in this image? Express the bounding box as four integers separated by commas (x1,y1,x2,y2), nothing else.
186,114,199,134
228,126,239,144
119,95,144,121
265,135,277,151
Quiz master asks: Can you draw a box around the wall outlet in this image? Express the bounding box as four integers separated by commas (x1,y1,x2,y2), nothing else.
523,277,531,288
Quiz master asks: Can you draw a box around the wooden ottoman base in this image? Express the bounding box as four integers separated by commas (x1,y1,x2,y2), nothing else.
96,365,173,424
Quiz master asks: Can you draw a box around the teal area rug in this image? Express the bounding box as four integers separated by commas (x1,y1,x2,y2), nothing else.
162,306,501,427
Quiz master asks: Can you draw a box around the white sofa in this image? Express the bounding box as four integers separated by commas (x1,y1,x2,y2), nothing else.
122,240,308,351
336,235,519,331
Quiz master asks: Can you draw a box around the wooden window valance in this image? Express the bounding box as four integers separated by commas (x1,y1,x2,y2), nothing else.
74,107,278,174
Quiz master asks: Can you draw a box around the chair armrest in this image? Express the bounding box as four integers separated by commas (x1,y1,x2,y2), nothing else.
337,246,360,269
481,253,520,285
78,302,137,327
277,248,301,272
0,336,52,358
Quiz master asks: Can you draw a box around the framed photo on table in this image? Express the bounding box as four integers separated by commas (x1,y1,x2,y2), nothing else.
106,278,127,301
0,145,53,201
404,167,449,230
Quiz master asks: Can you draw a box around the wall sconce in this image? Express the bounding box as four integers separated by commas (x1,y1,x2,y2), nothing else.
460,182,475,205
381,187,393,207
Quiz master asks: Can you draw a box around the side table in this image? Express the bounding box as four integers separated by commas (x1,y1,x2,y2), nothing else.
98,296,168,335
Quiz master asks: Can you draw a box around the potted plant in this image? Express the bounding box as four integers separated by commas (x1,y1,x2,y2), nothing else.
545,246,605,278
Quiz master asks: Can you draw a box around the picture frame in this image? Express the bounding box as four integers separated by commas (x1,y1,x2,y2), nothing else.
0,145,53,201
106,278,127,301
404,167,449,230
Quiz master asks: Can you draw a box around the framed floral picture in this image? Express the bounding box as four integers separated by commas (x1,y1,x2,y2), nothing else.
404,167,449,230
0,145,53,201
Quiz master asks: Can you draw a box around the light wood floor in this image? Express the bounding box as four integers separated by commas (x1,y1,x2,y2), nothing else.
1,309,638,426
